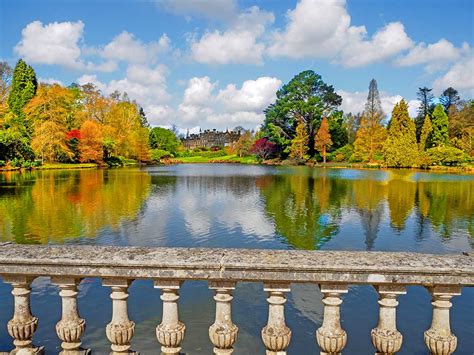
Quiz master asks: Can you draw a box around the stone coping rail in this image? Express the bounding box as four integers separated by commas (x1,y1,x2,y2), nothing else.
0,243,473,354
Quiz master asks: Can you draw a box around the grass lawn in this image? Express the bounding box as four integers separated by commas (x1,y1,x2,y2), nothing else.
37,163,98,170
172,154,258,164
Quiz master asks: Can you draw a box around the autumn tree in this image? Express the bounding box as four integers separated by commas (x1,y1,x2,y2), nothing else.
352,79,386,162
31,120,72,162
429,104,449,147
251,138,276,160
314,117,332,163
289,117,309,161
234,131,254,157
0,62,12,117
78,120,103,163
133,126,151,162
383,100,419,167
448,100,474,155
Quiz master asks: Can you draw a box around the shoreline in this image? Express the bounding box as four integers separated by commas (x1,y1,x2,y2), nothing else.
1,160,473,174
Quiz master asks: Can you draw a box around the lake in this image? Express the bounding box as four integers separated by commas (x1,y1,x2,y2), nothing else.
0,164,473,354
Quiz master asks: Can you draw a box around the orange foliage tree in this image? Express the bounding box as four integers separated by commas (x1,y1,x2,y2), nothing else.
78,120,103,163
315,117,333,163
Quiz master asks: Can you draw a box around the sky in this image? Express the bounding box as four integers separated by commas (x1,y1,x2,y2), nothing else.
1,0,473,132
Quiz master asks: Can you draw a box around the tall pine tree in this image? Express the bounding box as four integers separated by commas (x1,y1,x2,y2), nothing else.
383,100,418,167
7,59,37,121
352,79,386,162
429,104,449,147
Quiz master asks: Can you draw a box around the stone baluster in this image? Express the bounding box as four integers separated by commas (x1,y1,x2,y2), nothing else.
4,275,43,354
208,281,238,354
155,280,186,355
316,284,348,355
103,279,136,354
371,285,406,354
52,277,89,355
424,286,461,355
261,283,291,355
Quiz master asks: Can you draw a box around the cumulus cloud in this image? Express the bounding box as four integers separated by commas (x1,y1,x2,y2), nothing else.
176,76,281,128
38,77,64,86
395,39,466,68
15,21,84,69
157,0,237,20
191,6,274,65
338,90,419,118
340,22,413,67
268,0,413,67
432,54,474,96
101,31,170,64
217,77,281,111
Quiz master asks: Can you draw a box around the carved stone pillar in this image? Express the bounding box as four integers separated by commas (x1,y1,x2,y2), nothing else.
424,286,461,355
4,275,43,354
371,285,406,354
103,279,136,354
208,281,238,354
261,283,291,355
52,277,89,355
316,284,348,355
155,280,186,355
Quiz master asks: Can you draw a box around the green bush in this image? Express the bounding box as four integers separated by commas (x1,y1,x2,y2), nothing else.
0,160,5,167
151,149,172,161
425,146,469,166
329,144,353,162
105,156,125,167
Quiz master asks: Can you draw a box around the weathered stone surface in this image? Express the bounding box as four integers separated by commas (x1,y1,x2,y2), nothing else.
0,245,472,286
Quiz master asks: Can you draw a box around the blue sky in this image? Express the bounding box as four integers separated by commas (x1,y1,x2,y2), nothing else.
1,0,473,130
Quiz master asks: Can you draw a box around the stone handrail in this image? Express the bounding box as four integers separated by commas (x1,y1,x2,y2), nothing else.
0,243,472,354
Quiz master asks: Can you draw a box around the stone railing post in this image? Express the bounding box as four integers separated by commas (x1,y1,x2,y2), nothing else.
316,284,348,355
155,280,186,355
371,285,406,354
52,277,88,355
103,279,136,354
424,286,461,355
208,281,238,354
261,283,291,355
3,275,43,354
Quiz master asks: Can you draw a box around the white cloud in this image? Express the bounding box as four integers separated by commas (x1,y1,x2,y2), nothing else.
183,76,217,105
38,77,64,86
338,90,419,118
432,54,474,96
101,31,170,64
340,22,413,67
395,39,467,68
268,0,413,67
15,21,84,69
191,6,274,65
157,0,237,20
176,75,280,128
217,77,281,111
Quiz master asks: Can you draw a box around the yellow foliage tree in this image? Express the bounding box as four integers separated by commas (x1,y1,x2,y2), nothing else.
289,117,309,161
79,120,103,163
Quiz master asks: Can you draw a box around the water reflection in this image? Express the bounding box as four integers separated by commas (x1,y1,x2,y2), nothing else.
0,165,472,249
0,169,151,244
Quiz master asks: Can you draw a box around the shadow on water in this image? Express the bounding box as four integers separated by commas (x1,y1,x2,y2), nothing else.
0,164,473,353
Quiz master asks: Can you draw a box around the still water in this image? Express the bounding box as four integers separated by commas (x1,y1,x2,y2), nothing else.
0,164,473,354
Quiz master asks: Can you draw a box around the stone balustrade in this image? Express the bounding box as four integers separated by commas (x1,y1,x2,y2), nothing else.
0,243,472,354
